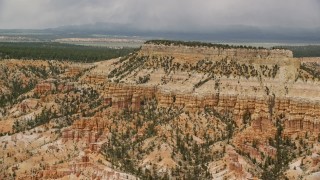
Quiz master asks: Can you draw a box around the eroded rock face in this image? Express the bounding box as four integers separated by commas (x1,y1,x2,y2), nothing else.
104,83,320,135
102,83,157,112
1,42,320,179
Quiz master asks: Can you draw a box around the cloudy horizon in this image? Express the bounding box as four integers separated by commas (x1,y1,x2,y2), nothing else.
0,0,319,41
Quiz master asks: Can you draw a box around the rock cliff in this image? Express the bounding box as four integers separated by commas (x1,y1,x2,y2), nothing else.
1,41,320,179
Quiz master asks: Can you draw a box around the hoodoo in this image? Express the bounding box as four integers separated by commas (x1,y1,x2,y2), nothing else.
1,40,320,179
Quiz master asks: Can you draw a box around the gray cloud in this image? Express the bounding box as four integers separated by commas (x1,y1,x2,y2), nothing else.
0,0,319,34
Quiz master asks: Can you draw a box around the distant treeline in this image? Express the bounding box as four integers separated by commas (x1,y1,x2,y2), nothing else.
0,42,137,62
273,45,320,57
145,40,266,50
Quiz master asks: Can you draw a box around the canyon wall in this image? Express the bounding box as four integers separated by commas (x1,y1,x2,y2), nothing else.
100,83,320,135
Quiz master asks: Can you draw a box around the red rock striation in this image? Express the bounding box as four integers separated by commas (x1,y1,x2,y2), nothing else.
98,83,320,136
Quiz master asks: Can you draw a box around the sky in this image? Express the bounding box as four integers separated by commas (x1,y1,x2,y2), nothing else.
0,0,319,40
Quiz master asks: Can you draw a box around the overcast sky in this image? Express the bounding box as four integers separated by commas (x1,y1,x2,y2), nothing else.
0,0,319,34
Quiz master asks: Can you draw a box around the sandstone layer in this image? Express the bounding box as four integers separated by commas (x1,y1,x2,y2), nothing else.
1,42,320,179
